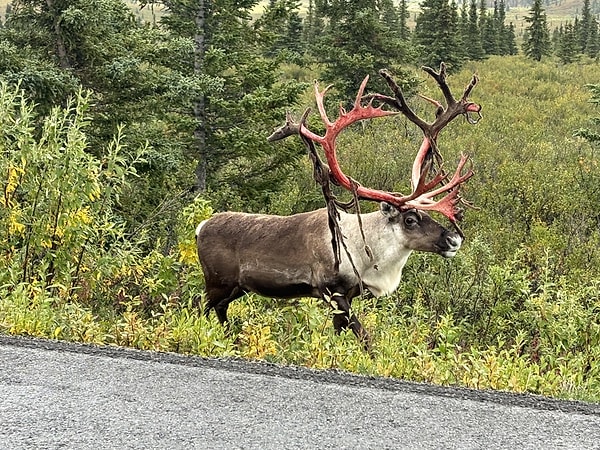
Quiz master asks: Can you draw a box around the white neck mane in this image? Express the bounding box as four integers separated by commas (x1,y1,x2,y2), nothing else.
337,210,413,297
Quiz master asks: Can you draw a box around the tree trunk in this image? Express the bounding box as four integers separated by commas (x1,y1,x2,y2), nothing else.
193,0,207,192
45,0,71,69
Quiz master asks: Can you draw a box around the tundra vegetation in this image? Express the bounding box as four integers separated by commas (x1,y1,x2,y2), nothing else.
1,0,600,402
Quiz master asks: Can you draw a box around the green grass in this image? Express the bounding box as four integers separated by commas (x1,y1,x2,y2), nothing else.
2,278,600,402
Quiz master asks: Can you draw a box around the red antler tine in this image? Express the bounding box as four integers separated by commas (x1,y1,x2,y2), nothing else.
395,65,480,223
301,77,398,193
411,138,433,191
403,153,474,223
422,153,472,200
354,75,371,110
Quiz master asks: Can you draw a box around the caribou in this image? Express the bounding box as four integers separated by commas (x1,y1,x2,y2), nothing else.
196,64,481,349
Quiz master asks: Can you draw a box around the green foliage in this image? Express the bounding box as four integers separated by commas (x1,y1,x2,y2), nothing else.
555,23,579,64
552,8,600,63
0,84,132,293
0,85,215,351
143,0,308,211
176,196,213,266
233,56,600,400
0,0,310,239
0,0,211,247
575,84,600,145
2,10,600,403
461,0,485,61
414,0,462,71
578,0,599,58
0,84,201,314
0,285,237,355
0,40,79,113
254,0,305,58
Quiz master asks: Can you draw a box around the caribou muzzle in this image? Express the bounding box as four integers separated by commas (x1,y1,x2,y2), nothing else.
437,231,463,258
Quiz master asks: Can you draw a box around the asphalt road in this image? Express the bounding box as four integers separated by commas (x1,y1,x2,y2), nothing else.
1,335,599,450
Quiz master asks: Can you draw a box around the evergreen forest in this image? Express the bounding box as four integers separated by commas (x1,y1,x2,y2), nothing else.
1,0,600,402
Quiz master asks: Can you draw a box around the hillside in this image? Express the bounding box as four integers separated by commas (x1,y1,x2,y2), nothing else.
2,53,600,401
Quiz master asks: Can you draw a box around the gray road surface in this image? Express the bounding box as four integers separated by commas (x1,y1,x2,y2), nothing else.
1,335,599,449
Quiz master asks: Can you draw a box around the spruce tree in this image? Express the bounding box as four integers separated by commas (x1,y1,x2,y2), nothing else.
142,0,306,208
458,0,468,52
459,0,468,29
303,0,325,46
448,0,463,63
557,22,578,64
254,0,304,58
478,0,488,31
586,20,599,58
579,0,593,54
522,0,551,61
0,0,227,237
496,0,510,55
414,0,462,70
481,11,498,54
552,25,562,53
0,2,79,112
380,0,399,31
464,0,485,60
398,0,411,41
506,23,518,55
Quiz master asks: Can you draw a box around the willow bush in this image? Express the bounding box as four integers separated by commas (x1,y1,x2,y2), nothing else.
0,82,208,327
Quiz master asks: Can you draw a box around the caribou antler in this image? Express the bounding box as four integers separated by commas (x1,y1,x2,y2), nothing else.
268,63,482,226
303,66,481,224
298,76,399,198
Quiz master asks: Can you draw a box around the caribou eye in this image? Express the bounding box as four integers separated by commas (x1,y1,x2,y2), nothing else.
404,214,419,227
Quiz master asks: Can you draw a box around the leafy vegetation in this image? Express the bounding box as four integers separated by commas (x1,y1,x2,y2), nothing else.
2,55,600,402
1,0,600,402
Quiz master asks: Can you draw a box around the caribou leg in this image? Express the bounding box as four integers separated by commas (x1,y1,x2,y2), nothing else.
204,286,244,324
328,293,372,351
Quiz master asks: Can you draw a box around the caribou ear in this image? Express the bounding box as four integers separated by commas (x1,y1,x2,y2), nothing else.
380,201,401,220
